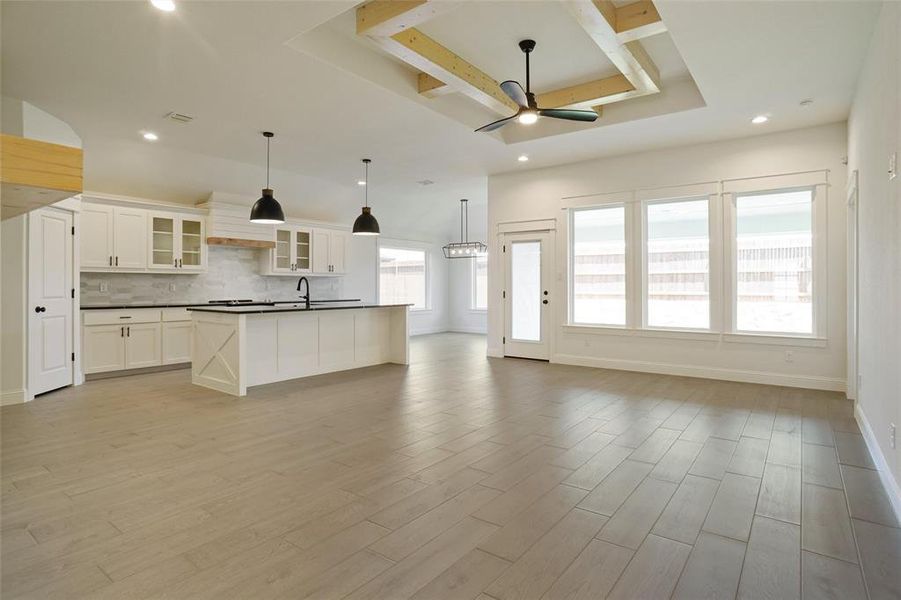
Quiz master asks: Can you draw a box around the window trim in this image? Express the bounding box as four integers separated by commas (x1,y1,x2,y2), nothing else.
470,253,488,312
377,240,431,312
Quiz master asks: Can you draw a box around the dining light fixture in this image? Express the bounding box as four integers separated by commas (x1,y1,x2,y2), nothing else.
352,158,380,236
443,199,487,258
249,131,286,224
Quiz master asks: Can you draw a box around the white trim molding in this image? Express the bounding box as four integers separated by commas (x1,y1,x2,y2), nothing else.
0,389,28,406
552,353,846,392
855,403,901,523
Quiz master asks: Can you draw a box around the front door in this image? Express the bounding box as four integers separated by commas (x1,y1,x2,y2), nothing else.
28,208,74,396
503,231,553,360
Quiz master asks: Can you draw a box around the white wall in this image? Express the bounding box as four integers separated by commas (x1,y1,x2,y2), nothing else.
847,3,900,497
1,215,28,404
487,122,848,391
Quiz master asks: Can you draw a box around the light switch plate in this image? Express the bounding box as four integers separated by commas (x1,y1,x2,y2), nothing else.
890,152,897,181
99,281,108,293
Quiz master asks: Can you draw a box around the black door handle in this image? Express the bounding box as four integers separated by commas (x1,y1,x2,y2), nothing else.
34,306,46,313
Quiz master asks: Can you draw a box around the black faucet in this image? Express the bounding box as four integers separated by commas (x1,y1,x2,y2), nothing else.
296,276,310,309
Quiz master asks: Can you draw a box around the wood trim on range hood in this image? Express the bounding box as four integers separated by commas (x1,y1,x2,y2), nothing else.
1,133,83,220
206,236,275,249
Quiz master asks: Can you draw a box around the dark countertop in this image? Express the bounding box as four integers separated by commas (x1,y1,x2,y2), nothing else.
188,303,411,314
80,299,363,310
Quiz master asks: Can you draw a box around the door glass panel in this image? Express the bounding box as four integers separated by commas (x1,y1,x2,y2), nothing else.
511,241,541,341
152,217,174,267
296,230,310,270
275,229,291,269
181,219,202,266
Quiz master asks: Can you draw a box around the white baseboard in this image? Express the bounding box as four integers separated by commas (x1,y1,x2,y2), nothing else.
448,327,488,335
487,345,503,358
552,353,846,392
0,389,27,406
410,326,449,336
854,402,901,522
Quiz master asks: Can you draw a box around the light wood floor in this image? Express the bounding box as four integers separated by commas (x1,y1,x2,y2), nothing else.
2,333,899,599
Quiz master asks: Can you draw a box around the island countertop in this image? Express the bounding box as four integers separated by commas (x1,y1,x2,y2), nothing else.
187,303,412,315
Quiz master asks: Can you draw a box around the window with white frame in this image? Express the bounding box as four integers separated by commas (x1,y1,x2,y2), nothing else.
471,253,488,310
645,198,710,329
571,205,627,325
379,246,428,309
734,188,813,334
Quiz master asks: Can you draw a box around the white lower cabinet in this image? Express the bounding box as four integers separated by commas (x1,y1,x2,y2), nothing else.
82,308,192,374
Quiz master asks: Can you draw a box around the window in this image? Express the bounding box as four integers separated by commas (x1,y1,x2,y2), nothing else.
379,246,427,309
471,253,488,310
646,198,710,329
572,206,626,325
735,189,813,334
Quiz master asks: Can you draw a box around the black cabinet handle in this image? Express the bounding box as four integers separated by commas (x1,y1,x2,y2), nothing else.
109,256,113,266
127,326,130,337
115,256,119,266
34,306,46,313
121,326,124,337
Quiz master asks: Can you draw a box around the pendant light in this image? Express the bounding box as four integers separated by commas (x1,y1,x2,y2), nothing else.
353,158,380,236
443,199,487,258
249,131,285,224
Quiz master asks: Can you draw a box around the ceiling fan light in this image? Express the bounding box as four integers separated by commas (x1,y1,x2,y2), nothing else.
518,110,539,125
250,188,285,224
353,206,380,236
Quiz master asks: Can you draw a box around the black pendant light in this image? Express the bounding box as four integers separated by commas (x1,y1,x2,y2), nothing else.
353,158,380,236
249,131,286,224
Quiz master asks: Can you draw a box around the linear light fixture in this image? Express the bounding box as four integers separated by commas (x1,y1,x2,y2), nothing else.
443,199,486,258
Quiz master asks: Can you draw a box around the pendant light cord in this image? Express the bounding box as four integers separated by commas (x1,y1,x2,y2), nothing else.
266,135,270,189
364,160,369,208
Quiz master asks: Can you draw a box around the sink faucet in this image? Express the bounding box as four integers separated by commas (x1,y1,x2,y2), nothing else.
296,276,310,309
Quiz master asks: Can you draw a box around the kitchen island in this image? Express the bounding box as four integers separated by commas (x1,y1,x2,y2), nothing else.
188,303,410,396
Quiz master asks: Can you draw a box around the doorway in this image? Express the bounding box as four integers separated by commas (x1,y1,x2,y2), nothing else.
28,207,74,396
502,230,553,360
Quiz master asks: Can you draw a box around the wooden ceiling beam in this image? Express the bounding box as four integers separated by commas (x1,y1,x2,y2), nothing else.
356,0,457,37
615,0,667,42
417,72,453,98
564,0,661,96
536,74,636,109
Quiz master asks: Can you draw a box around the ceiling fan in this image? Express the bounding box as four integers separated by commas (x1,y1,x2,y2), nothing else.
475,39,599,133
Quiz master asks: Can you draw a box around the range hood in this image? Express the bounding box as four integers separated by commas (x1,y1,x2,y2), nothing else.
197,193,275,249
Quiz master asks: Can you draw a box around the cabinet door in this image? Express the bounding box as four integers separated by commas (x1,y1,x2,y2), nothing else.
162,321,192,364
80,204,115,269
179,217,205,270
295,228,311,272
328,230,348,274
273,227,294,273
82,324,126,373
113,208,148,269
312,229,330,274
149,214,177,269
125,322,161,369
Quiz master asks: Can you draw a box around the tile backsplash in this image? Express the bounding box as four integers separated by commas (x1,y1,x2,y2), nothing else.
80,246,342,305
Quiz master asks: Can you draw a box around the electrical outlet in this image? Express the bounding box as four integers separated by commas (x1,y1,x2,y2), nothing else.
168,282,176,292
891,423,896,449
99,281,108,293
784,350,794,363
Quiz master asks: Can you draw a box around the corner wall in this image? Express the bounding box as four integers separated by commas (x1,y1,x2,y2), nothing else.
847,3,900,499
487,122,848,391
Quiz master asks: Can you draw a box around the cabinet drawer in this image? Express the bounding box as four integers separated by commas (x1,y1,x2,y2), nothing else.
82,309,162,326
162,307,194,322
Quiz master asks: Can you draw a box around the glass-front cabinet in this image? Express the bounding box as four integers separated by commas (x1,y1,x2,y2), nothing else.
269,226,311,274
148,213,205,271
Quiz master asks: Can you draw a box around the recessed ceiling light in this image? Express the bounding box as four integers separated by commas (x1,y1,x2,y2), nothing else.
142,132,159,141
751,115,769,124
357,180,366,186
518,155,529,162
150,0,176,11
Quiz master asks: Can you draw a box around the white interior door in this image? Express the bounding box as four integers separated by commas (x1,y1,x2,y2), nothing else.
503,231,553,360
28,208,74,396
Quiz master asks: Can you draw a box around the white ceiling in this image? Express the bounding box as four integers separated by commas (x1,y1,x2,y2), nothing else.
0,1,880,240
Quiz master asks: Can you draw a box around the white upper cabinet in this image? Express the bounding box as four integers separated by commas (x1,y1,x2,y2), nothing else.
312,228,349,274
80,198,206,273
80,204,147,270
262,225,346,276
148,213,206,271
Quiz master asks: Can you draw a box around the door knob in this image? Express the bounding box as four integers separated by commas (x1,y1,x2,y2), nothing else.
34,306,46,313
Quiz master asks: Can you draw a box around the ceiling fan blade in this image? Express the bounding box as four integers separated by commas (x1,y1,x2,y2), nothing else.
499,80,528,108
475,115,516,133
538,108,599,123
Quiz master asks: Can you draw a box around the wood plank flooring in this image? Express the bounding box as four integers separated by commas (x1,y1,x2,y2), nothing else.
2,333,899,599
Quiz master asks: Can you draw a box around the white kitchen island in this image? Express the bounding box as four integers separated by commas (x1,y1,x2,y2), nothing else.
189,303,410,396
